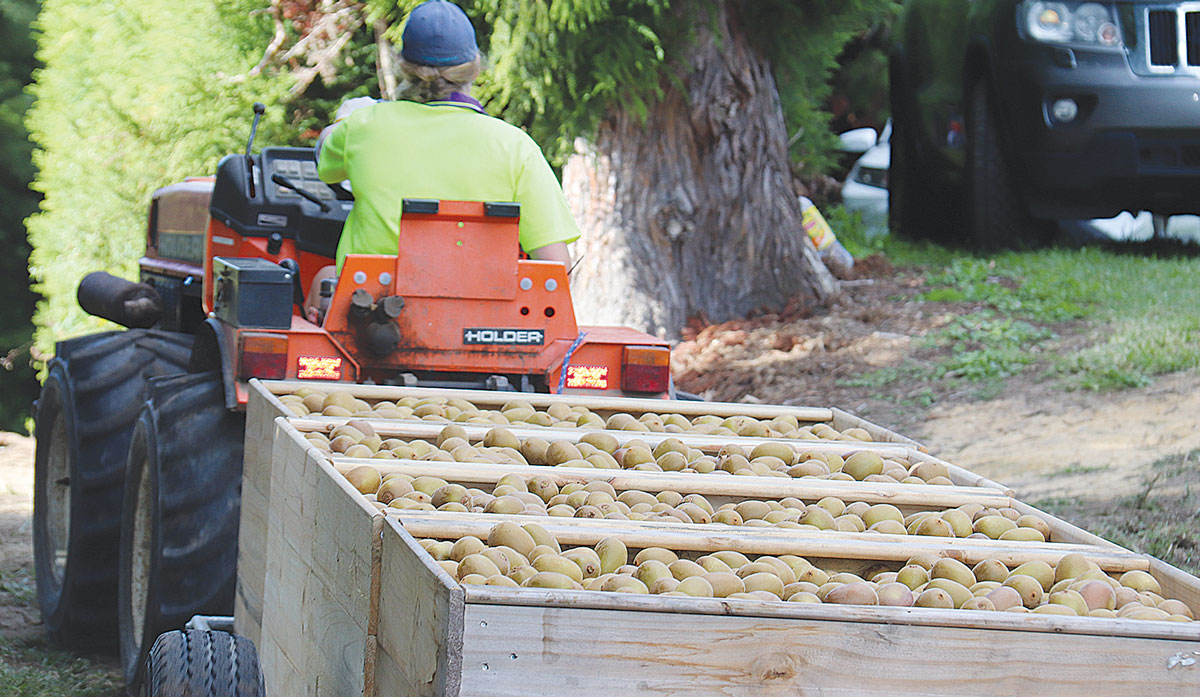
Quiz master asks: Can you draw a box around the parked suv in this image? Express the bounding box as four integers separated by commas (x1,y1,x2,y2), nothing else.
890,1,1200,247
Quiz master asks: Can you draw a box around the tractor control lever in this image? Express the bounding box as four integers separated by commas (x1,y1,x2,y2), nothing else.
245,102,265,198
270,173,331,212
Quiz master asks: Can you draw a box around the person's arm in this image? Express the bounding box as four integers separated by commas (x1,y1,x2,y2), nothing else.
529,241,571,266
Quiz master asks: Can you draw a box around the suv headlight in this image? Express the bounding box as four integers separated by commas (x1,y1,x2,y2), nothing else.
1020,2,1122,48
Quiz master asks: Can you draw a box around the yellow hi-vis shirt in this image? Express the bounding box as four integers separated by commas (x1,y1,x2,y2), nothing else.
317,99,581,270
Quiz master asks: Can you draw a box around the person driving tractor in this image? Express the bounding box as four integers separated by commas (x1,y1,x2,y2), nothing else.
306,0,579,316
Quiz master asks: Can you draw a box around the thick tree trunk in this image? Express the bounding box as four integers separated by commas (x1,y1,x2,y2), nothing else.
563,1,836,338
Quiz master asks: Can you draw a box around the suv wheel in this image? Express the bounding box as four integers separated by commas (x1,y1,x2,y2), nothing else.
965,82,1048,250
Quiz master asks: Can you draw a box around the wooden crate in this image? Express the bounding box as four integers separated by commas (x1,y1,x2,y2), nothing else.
241,382,1200,696
376,507,1200,696
259,379,927,449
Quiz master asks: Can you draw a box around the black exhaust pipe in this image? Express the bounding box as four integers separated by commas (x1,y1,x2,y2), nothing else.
77,271,164,328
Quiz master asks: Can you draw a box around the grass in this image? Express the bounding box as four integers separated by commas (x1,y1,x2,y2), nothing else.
0,548,121,696
1034,449,1200,576
833,215,1200,396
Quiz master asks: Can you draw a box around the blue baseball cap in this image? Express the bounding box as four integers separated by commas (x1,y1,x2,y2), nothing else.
401,1,479,67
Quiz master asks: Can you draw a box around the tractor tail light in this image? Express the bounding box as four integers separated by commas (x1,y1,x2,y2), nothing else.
621,345,670,393
240,332,288,380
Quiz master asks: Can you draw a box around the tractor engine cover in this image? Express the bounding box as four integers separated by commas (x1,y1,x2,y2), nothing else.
212,257,294,329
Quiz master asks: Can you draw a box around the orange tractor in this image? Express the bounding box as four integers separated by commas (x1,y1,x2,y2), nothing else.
32,104,672,692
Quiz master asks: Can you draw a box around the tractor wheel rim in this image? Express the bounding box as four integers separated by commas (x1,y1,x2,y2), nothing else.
130,455,153,645
45,412,71,588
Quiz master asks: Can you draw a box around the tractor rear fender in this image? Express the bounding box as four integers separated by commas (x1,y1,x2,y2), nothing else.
187,318,238,410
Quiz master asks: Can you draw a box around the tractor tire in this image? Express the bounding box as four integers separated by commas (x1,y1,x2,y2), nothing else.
965,82,1050,250
33,329,193,648
118,372,245,693
140,630,264,697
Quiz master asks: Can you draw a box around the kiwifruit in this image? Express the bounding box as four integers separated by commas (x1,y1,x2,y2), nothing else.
825,582,879,606
798,506,837,530
842,451,884,480
960,596,996,612
601,575,649,593
1048,589,1089,616
485,522,535,557
834,515,866,532
633,547,678,566
431,484,471,508
523,571,575,589
1002,574,1045,608
930,558,976,588
458,554,502,580
740,572,785,598
344,466,382,495
656,451,689,472
532,554,584,582
909,461,950,481
436,424,468,447
594,537,627,575
914,588,955,609
876,582,915,607
519,437,550,465
437,560,459,578
701,572,744,598
579,431,619,453
711,550,751,569
484,496,525,515
676,576,715,597
927,578,972,608
411,476,449,495
449,536,487,562
1158,599,1194,619
1119,570,1161,594
867,520,907,534
914,516,955,537
1011,561,1055,591
375,478,414,504
940,509,973,538
562,548,603,578
861,504,903,528
985,585,1024,611
712,509,744,526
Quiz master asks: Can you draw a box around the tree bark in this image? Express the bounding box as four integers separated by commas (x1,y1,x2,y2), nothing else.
563,0,836,338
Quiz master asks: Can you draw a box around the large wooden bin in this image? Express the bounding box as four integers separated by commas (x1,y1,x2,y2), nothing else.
237,381,1200,696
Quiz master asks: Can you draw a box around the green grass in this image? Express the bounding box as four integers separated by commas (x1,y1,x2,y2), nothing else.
0,557,121,696
1033,449,1200,576
832,221,1200,395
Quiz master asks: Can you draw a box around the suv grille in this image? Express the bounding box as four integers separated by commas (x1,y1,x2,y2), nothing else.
1145,6,1200,71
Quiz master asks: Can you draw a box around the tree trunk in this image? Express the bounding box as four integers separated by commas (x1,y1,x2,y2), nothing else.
563,1,836,338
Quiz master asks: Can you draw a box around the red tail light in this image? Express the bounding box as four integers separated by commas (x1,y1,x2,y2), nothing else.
240,332,288,380
621,345,670,393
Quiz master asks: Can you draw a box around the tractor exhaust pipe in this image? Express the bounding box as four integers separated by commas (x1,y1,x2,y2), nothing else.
77,271,164,329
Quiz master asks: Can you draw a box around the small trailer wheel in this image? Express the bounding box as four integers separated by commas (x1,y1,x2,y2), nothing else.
141,629,264,697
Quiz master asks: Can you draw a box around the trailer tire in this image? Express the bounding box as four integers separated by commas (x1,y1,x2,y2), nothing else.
141,630,264,697
119,372,244,693
33,330,192,648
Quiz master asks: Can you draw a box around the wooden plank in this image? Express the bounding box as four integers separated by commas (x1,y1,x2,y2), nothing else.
234,380,289,642
329,457,1015,509
462,585,1200,642
258,418,379,697
291,418,914,459
376,517,465,697
830,406,926,450
263,379,835,422
456,603,1200,696
387,511,1149,571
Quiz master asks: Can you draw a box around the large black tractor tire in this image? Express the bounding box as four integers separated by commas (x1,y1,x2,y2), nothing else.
965,82,1050,250
140,630,264,697
33,329,193,648
118,372,245,693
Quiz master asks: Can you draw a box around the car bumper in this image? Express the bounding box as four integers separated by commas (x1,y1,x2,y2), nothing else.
995,46,1200,218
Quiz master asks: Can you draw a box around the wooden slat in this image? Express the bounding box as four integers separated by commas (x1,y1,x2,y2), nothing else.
830,406,926,450
462,585,1200,641
257,419,378,697
234,381,290,642
375,517,465,697
387,511,1148,571
456,603,1200,696
290,418,913,458
330,457,1014,509
264,379,835,422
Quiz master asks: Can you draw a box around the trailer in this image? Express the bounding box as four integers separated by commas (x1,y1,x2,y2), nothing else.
169,380,1200,697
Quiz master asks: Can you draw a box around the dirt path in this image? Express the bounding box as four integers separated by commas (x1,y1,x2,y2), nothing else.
0,432,38,641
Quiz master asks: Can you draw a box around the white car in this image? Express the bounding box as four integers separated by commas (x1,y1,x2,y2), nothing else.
839,124,890,239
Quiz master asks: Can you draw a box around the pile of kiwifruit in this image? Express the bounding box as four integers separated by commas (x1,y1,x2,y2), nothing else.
308,421,941,484
415,523,1192,621
278,388,882,441
341,464,1049,540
